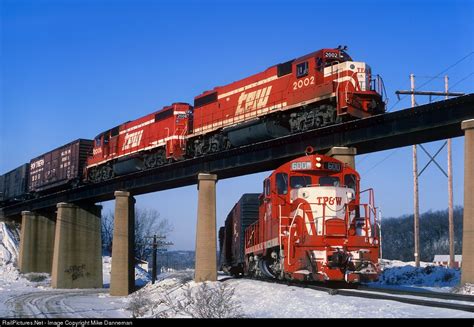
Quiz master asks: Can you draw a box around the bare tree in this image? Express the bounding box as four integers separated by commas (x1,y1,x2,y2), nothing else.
157,282,245,318
101,210,114,254
101,207,173,260
127,289,154,318
135,208,172,260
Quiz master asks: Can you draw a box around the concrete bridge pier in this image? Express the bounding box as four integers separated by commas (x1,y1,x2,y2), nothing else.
51,203,102,289
326,147,357,169
110,191,135,296
194,173,218,282
461,119,474,284
18,210,55,273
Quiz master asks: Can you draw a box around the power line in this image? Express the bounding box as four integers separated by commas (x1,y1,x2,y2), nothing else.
430,72,474,102
357,154,370,166
360,149,400,175
387,51,473,112
416,51,473,90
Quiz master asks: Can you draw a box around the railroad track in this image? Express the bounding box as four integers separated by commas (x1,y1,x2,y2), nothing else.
326,287,474,313
356,285,474,303
224,277,474,313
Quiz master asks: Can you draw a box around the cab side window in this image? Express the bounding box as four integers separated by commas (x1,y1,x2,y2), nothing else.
344,174,357,192
316,57,323,72
276,173,288,195
264,179,271,197
296,61,309,78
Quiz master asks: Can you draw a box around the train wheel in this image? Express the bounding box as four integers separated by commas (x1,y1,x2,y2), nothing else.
88,167,101,183
101,165,114,181
144,153,158,169
258,257,278,279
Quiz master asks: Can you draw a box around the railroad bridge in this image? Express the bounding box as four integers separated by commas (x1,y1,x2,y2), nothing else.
1,94,474,295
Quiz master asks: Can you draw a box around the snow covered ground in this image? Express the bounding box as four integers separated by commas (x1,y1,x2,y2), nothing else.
0,222,472,318
369,259,474,295
0,222,133,318
123,271,473,318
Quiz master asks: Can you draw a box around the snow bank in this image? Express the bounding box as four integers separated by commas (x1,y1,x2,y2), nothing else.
0,222,23,284
0,222,19,266
366,259,474,295
373,264,460,287
452,283,474,295
379,259,432,269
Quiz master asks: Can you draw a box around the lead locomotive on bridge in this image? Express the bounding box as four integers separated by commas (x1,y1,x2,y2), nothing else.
219,154,380,283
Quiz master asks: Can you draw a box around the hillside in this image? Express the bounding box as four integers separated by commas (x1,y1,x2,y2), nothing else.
381,207,463,262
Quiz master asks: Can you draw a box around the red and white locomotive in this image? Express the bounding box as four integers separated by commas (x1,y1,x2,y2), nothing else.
84,47,385,182
86,103,191,182
219,154,380,283
190,46,385,155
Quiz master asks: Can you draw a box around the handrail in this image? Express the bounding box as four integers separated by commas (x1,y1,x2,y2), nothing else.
279,204,282,263
287,202,304,266
344,70,360,104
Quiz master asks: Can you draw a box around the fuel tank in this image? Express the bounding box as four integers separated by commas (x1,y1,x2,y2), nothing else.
223,119,288,146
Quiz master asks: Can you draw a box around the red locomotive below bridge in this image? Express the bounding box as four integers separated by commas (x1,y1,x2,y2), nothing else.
219,154,380,283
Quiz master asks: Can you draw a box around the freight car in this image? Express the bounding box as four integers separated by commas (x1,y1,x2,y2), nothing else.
29,139,93,193
219,193,260,275
0,164,29,205
219,154,380,283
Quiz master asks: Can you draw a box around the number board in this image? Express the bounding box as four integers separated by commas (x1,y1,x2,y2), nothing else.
291,161,312,170
324,162,341,171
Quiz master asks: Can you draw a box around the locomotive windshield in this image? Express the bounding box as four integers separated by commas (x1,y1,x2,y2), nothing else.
276,173,288,195
290,175,311,189
319,176,340,186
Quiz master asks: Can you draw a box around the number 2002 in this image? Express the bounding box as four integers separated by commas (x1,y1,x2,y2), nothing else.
293,76,315,90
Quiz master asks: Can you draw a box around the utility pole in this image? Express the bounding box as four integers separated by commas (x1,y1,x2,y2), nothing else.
378,210,383,260
396,78,464,268
411,73,421,268
446,75,455,268
152,235,157,284
146,235,173,284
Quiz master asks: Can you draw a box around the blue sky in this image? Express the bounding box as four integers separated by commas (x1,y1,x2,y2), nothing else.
1,0,473,250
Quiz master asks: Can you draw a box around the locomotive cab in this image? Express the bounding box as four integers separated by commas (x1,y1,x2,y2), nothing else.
241,154,380,283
